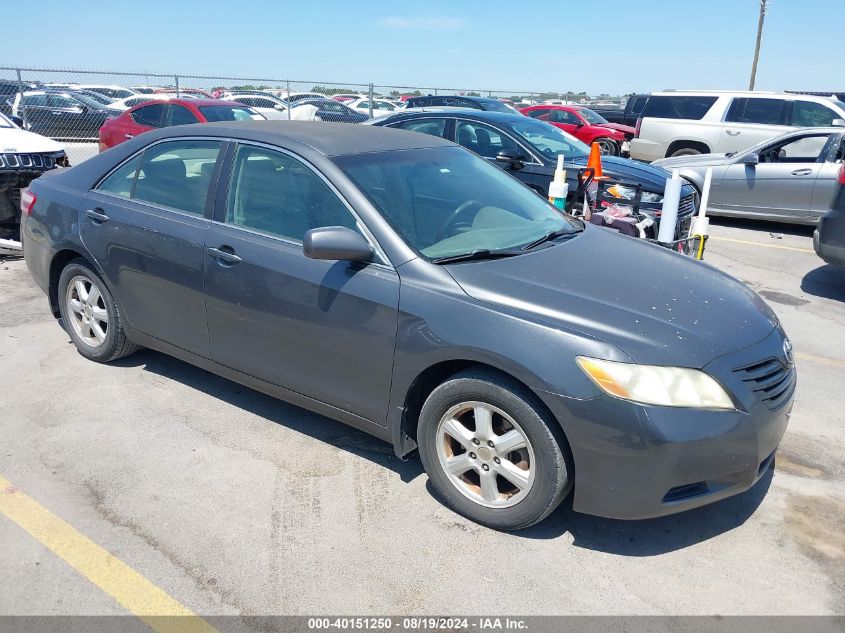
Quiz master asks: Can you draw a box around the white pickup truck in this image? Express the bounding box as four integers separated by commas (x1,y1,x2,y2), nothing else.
0,112,67,253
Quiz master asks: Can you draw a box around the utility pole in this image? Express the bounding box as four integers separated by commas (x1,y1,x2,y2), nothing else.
748,0,768,90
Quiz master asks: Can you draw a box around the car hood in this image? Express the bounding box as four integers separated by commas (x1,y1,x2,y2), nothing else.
565,155,692,196
0,127,64,153
653,153,733,169
596,122,636,135
444,226,777,368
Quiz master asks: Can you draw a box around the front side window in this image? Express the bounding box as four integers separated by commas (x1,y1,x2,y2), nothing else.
334,146,579,261
510,118,590,160
455,121,521,159
226,145,358,242
48,95,81,109
198,105,258,122
167,105,199,126
725,98,786,125
577,108,609,125
759,134,832,163
550,109,582,125
396,118,447,138
132,140,222,214
132,104,166,128
790,101,841,127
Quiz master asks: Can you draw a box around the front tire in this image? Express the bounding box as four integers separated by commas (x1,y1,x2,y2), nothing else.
57,259,138,363
418,369,571,530
594,137,619,156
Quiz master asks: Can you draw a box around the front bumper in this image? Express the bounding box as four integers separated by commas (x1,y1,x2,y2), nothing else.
539,328,795,520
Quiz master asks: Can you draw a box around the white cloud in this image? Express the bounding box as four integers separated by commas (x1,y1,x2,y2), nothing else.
378,16,464,31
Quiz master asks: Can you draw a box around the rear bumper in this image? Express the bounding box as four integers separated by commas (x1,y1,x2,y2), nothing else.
628,138,665,163
814,208,845,266
539,328,794,520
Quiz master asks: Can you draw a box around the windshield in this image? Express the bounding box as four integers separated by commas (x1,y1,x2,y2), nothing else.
70,93,107,110
509,119,590,160
198,105,262,121
334,146,580,261
578,108,609,125
479,100,514,113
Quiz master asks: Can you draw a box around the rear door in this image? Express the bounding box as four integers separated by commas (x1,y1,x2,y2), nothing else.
719,98,789,153
717,132,834,221
809,134,845,222
126,103,166,140
203,143,400,424
80,138,224,356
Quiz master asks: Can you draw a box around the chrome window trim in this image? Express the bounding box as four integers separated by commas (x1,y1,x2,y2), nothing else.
454,117,544,166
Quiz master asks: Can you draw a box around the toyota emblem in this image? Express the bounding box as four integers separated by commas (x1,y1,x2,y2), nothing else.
783,338,794,365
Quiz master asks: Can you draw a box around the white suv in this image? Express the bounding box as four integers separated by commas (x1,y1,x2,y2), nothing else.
630,91,845,161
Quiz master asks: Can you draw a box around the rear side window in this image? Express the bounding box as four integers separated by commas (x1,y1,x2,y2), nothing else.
96,155,142,198
395,118,448,138
132,104,165,128
642,95,718,120
790,101,841,127
166,105,199,126
725,98,787,125
132,140,222,215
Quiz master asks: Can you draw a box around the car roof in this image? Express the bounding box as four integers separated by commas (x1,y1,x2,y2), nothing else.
380,108,528,125
653,90,841,103
147,120,452,156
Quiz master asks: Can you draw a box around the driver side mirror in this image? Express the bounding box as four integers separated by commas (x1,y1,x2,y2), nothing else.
743,152,759,166
10,115,23,128
303,226,373,262
832,118,845,127
496,150,525,170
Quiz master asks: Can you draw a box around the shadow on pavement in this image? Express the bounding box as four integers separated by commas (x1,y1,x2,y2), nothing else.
112,349,425,483
801,264,845,302
115,348,774,555
709,216,815,237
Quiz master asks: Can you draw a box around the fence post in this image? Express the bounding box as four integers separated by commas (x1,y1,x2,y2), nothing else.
368,83,374,119
434,88,438,96
286,80,291,119
175,75,180,98
15,68,27,129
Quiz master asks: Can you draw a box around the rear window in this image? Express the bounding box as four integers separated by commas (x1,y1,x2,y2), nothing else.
642,95,718,120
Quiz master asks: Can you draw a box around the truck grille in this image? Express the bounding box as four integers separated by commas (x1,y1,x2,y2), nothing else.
733,357,796,410
0,153,55,169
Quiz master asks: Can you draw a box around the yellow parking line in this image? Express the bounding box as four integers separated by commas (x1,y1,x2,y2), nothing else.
709,236,815,253
0,475,219,633
796,351,845,368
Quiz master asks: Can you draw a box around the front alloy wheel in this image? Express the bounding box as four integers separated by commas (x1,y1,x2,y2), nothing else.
66,275,109,348
436,401,535,508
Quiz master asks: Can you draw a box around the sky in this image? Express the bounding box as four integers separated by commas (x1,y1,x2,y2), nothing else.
5,0,843,95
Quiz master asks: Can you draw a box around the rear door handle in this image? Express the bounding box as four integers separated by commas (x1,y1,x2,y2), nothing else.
790,168,813,176
207,247,242,265
726,130,741,136
85,209,110,223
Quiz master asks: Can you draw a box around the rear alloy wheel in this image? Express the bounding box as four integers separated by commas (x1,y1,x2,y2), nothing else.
58,259,138,363
418,369,571,530
594,137,619,156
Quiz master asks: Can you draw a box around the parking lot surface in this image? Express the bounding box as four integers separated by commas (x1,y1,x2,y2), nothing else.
1,218,843,617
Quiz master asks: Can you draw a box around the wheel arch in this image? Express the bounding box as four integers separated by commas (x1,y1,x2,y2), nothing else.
665,140,712,157
47,248,106,318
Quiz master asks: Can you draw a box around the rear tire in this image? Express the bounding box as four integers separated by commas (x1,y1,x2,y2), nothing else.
57,259,138,363
417,368,571,530
670,147,703,157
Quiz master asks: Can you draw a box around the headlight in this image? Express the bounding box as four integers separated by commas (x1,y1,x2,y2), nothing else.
641,191,663,204
605,184,663,205
576,357,735,409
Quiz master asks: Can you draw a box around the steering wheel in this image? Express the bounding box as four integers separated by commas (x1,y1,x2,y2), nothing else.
437,200,483,242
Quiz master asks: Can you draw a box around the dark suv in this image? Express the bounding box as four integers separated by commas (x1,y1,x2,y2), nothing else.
405,95,516,113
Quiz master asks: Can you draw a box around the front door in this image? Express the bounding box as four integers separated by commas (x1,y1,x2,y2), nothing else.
716,132,834,221
80,138,224,356
203,143,400,424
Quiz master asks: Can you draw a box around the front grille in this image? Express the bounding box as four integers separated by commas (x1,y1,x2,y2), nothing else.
733,357,796,410
0,153,54,170
678,193,696,216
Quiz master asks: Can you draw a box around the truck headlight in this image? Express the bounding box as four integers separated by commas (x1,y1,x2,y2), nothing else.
605,184,663,205
576,357,734,409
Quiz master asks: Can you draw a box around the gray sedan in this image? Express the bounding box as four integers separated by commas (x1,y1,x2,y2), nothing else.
654,127,845,225
22,121,793,529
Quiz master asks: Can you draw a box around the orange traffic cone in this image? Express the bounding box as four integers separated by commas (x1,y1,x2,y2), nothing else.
586,142,605,180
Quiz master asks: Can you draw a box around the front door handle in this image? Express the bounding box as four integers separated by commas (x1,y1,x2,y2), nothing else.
85,209,110,223
124,133,134,139
725,130,741,136
790,168,813,176
207,246,242,265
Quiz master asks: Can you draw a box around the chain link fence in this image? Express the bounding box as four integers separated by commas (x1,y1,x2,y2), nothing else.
0,66,626,164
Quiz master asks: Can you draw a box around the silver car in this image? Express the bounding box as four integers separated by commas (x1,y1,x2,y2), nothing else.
654,127,845,225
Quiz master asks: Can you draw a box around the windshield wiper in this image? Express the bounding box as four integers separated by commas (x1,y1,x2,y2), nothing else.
521,228,581,251
430,249,523,264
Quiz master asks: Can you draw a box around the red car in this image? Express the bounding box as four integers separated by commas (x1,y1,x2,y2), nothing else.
520,105,636,156
99,99,262,151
